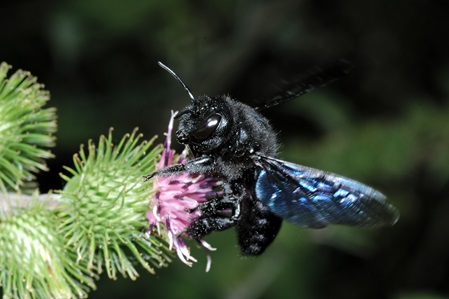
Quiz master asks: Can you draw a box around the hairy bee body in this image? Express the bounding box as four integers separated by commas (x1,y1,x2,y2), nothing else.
151,62,399,256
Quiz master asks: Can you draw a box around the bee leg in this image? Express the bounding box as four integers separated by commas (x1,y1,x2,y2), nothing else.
186,195,241,238
186,214,237,239
144,155,215,180
193,195,240,218
144,163,186,180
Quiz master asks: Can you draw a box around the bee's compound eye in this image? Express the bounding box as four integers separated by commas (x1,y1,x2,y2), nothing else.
193,113,221,141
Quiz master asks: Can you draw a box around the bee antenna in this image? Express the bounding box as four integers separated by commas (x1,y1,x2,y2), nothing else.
158,61,196,102
254,59,354,111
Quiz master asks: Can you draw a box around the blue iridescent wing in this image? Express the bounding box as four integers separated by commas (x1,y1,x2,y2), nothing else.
254,156,399,228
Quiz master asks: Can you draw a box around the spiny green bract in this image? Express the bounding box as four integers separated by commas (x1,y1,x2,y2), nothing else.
58,128,171,280
0,196,96,299
0,62,57,192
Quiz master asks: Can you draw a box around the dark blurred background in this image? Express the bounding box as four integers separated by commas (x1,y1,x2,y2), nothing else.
2,0,449,298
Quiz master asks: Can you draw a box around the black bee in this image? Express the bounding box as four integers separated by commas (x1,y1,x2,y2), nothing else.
148,61,399,256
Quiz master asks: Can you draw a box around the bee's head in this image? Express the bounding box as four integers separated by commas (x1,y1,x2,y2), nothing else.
157,62,233,154
175,95,233,154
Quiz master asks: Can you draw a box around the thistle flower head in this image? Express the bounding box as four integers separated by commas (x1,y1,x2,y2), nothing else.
0,62,57,192
0,195,95,299
147,111,222,270
59,129,171,280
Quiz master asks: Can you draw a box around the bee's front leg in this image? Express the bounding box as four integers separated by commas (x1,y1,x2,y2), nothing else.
144,155,215,180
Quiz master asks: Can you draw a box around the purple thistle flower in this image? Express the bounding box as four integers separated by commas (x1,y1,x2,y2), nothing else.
147,111,222,271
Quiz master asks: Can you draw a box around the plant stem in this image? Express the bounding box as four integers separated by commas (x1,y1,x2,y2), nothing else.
0,193,61,214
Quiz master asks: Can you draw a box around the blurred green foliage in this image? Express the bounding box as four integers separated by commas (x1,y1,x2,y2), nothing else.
1,0,449,298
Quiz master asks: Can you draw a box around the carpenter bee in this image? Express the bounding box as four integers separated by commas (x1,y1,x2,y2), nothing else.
148,61,399,256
